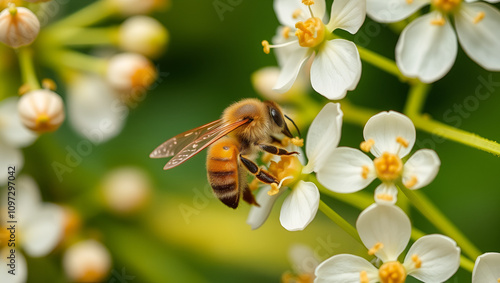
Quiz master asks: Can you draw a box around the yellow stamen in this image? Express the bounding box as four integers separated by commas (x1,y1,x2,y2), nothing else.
431,18,446,26
295,17,325,48
18,83,30,95
497,278,500,283
373,152,403,182
411,254,422,269
249,178,260,191
360,139,375,152
396,136,409,148
361,165,370,179
406,0,413,3
360,271,369,283
368,242,384,255
378,261,406,283
42,78,57,91
262,40,270,54
404,175,418,189
292,8,303,19
473,12,485,24
376,194,394,202
291,137,304,147
432,0,461,13
282,26,291,39
269,156,302,188
268,183,280,196
302,0,314,5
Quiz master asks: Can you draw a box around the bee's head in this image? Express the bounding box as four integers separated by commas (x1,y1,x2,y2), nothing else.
265,101,299,138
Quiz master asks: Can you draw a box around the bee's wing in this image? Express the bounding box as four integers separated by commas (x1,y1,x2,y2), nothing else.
162,118,249,170
150,119,223,159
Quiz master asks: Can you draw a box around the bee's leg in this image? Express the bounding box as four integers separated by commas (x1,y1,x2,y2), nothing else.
242,185,260,207
258,144,299,156
239,155,279,185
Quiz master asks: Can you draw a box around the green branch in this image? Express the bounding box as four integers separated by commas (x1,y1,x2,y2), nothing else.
318,200,362,245
17,47,40,91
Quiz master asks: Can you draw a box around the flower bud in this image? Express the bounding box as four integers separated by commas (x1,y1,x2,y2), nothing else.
101,167,151,214
251,66,307,103
0,4,40,48
106,53,157,94
63,240,112,283
17,89,65,133
110,0,169,15
119,16,168,58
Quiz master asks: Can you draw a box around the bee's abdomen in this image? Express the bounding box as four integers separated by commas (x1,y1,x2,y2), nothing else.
206,138,240,208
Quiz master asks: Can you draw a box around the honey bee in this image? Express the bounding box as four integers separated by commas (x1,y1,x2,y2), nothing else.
150,98,299,209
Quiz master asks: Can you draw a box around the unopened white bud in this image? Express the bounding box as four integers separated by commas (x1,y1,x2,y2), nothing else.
63,240,112,283
101,167,151,214
106,53,157,92
252,67,307,102
0,4,40,48
109,0,168,15
18,89,65,133
119,16,168,58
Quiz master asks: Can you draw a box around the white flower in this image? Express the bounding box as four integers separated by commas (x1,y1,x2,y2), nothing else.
67,75,128,144
101,166,151,214
0,4,40,48
0,97,37,185
17,89,65,133
0,175,65,283
367,0,500,83
247,103,343,231
283,244,320,282
315,204,461,283
119,16,169,58
317,111,440,205
262,0,365,100
472,252,500,283
63,239,112,283
251,66,309,103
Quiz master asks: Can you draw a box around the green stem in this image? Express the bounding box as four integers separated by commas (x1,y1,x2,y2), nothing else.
318,200,363,245
356,45,409,82
403,81,430,116
312,175,373,210
47,0,117,29
50,50,107,75
48,26,120,47
17,47,40,91
399,186,481,260
340,100,377,126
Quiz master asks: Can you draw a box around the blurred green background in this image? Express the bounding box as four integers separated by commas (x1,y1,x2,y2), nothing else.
4,0,500,282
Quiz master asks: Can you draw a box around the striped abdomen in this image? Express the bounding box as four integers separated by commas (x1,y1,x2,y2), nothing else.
206,137,241,208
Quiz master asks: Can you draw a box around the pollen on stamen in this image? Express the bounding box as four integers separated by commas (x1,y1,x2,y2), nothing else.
361,165,370,179
368,242,384,255
430,18,446,26
302,0,314,6
282,26,291,39
360,270,369,283
473,12,485,24
292,8,303,19
262,40,270,54
291,137,304,147
404,175,418,189
268,183,280,196
396,136,409,148
406,0,414,3
411,254,422,268
42,78,57,91
360,139,375,152
376,194,394,202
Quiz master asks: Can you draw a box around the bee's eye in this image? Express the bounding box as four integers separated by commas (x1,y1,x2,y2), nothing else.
269,107,284,127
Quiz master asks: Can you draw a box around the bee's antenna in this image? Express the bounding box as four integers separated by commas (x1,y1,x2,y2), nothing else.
284,114,301,138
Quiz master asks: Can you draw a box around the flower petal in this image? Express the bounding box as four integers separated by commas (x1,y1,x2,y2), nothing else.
356,204,411,262
315,254,379,283
404,234,460,282
472,253,500,283
279,181,319,231
0,142,23,186
288,244,320,275
0,97,37,148
274,0,326,28
273,45,312,93
310,39,361,100
327,0,366,34
0,248,27,283
374,183,398,205
246,185,284,230
22,203,65,257
17,175,41,220
455,2,500,71
403,149,440,190
396,11,457,83
363,111,416,158
465,0,500,3
304,102,343,173
316,147,375,193
366,0,430,23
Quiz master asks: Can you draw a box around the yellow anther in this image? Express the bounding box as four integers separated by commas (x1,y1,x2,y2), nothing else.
432,0,461,13
292,8,303,19
360,139,375,152
373,152,403,182
378,261,406,283
291,137,304,147
396,136,409,148
262,40,270,54
282,26,291,39
361,165,370,179
473,11,485,24
360,270,369,283
368,242,384,255
411,254,422,269
302,0,314,5
42,78,57,91
18,83,30,95
268,183,280,196
249,178,260,191
406,0,413,3
376,194,394,202
404,175,418,189
497,278,500,283
430,18,446,26
295,17,326,48
269,156,302,188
